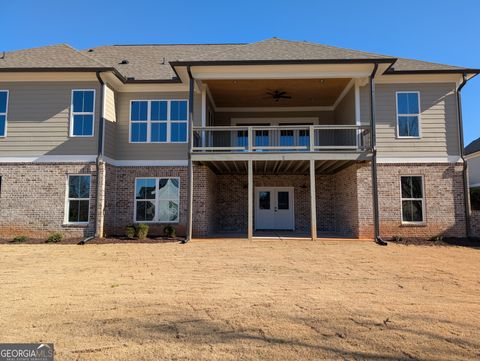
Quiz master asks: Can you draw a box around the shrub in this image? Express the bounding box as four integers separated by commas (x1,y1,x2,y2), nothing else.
135,224,149,240
11,235,28,243
46,232,64,243
164,225,176,238
392,235,402,242
125,226,136,239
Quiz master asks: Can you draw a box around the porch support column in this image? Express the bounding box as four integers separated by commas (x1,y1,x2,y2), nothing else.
310,159,317,241
248,159,253,240
186,68,194,243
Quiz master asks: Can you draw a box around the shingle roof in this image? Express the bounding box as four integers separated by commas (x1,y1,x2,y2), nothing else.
0,44,110,70
466,137,480,155
1,38,477,81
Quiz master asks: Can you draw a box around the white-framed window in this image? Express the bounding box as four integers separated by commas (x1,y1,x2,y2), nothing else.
70,89,95,137
396,91,420,138
130,99,188,143
66,174,91,224
0,90,9,137
134,177,180,223
400,176,425,224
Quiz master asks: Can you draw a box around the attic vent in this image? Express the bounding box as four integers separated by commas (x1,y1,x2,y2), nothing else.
127,77,135,81
119,59,129,65
161,57,165,65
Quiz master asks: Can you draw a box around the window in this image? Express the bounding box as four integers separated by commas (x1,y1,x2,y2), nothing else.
71,90,95,137
130,100,188,143
135,178,180,223
67,175,91,223
396,92,420,137
0,90,8,137
401,176,424,223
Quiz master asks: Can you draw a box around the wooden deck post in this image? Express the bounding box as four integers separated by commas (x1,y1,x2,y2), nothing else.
310,159,317,241
248,159,253,240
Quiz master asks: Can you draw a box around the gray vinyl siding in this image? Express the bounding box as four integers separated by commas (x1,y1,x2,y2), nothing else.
115,91,201,160
103,85,117,159
333,86,355,125
360,82,460,157
0,81,101,156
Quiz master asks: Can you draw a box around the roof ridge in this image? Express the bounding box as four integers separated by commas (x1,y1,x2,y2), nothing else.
110,42,247,47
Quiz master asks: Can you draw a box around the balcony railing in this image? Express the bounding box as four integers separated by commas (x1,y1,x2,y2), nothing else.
192,125,371,153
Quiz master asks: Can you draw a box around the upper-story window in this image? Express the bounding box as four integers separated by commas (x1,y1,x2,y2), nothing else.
0,90,9,137
71,90,95,137
396,92,420,138
130,100,188,143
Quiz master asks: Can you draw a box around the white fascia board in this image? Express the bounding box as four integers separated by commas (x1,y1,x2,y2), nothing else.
377,156,463,164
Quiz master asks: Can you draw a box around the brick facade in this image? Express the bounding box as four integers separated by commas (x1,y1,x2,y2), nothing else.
0,161,469,240
470,210,480,238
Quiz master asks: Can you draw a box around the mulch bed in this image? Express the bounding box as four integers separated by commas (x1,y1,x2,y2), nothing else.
0,236,184,245
388,237,480,248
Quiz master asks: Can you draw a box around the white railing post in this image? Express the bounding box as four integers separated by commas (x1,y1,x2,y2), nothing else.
248,126,253,152
309,125,315,152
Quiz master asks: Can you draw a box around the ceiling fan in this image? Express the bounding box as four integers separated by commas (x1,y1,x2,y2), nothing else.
265,90,292,102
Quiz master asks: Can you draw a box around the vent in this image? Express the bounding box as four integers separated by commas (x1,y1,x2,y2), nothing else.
119,59,129,65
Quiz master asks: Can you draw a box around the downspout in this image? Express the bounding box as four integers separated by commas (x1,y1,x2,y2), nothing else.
183,66,195,244
456,73,476,238
79,71,105,245
369,63,387,245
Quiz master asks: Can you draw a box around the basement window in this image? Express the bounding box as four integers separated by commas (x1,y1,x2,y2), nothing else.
70,90,95,137
401,176,425,224
134,177,180,223
0,90,8,137
66,175,91,224
396,92,420,138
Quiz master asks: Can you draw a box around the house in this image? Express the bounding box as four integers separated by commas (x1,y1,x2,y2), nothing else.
466,137,480,189
0,38,478,241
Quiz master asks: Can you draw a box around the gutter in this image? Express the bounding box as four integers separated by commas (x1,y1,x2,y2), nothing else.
369,64,387,246
456,73,478,239
79,71,105,245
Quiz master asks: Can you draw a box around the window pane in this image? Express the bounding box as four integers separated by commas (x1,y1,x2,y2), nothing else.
237,130,247,147
136,201,155,221
131,101,148,121
151,101,168,121
0,115,5,136
0,91,7,113
278,191,289,210
151,122,167,142
68,200,89,222
259,191,270,209
69,175,90,198
397,92,419,114
73,90,94,113
131,122,147,142
170,100,188,120
171,122,187,142
280,130,294,146
73,114,93,136
299,130,309,147
255,130,269,147
158,178,179,200
158,200,179,222
135,178,156,199
402,200,423,222
398,116,419,137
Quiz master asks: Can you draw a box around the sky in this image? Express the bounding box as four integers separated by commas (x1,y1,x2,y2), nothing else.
1,0,479,145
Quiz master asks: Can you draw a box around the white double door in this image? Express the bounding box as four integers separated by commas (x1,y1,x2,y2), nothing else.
255,187,294,230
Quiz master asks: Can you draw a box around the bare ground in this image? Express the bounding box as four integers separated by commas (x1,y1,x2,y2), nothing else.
0,240,479,361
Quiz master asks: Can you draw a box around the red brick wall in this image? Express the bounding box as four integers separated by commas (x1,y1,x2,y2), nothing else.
470,210,480,238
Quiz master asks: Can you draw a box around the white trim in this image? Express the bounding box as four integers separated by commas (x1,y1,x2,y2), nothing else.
201,85,207,128
400,175,426,225
0,155,97,163
64,174,91,225
129,99,189,144
333,79,355,109
465,151,480,160
102,157,188,167
395,91,421,139
469,182,480,188
0,90,9,138
377,156,462,164
70,89,96,137
101,82,107,156
133,177,180,224
354,80,361,125
216,106,334,112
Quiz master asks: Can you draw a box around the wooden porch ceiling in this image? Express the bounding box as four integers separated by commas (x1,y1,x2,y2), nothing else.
204,78,351,107
199,160,362,175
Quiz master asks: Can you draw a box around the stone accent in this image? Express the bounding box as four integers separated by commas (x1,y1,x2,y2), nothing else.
0,162,97,239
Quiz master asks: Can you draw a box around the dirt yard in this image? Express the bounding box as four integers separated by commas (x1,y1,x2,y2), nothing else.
0,240,479,361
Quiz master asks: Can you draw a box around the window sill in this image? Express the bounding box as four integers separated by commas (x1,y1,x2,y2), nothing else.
133,221,180,224
62,222,89,227
395,136,421,140
400,222,426,227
